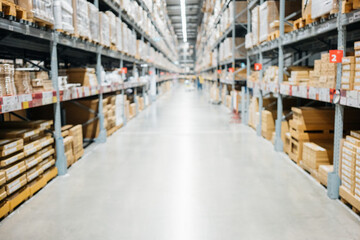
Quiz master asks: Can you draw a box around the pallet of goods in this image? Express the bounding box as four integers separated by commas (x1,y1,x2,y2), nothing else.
339,131,360,214
17,0,54,29
301,142,333,178
0,120,57,219
288,107,334,164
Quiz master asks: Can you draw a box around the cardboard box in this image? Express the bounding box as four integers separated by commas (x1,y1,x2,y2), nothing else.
5,161,26,181
251,6,260,45
0,120,53,130
26,166,44,183
0,129,40,141
0,139,23,151
0,152,25,167
40,157,56,172
311,0,338,19
6,174,27,195
67,68,98,87
0,170,5,186
0,186,6,201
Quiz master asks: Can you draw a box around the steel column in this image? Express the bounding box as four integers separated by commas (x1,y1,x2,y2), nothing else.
51,32,67,175
328,2,345,199
256,49,263,136
274,0,285,152
95,46,107,143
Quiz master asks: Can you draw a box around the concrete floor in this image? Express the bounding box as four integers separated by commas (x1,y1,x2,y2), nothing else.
1,85,360,240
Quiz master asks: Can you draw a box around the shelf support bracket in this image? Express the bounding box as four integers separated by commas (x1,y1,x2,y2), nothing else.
51,32,67,175
328,2,346,200
95,45,107,143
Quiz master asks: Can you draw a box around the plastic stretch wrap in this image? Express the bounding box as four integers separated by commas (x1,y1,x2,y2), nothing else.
251,6,259,45
99,12,110,47
229,1,247,24
311,0,338,19
18,0,54,24
87,2,99,42
0,64,17,96
122,23,128,54
72,0,90,38
54,0,74,33
259,1,279,43
116,18,122,52
106,11,117,45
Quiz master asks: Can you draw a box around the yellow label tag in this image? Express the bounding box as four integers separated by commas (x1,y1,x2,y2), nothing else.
23,102,29,109
53,96,57,102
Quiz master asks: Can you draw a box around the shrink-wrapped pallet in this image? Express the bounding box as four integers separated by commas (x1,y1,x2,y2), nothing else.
311,0,338,19
54,0,74,33
87,2,99,43
72,0,90,39
0,64,17,96
259,1,279,43
121,23,129,54
99,12,110,47
18,0,54,24
228,0,247,24
106,11,117,46
116,18,122,52
251,6,259,45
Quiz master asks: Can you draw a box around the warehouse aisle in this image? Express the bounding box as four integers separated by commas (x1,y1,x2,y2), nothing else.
1,85,360,240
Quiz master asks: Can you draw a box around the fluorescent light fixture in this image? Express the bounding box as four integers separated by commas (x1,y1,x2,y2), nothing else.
180,0,187,42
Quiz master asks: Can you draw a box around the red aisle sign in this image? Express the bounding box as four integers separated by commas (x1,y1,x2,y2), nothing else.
121,67,128,74
160,72,164,75
229,67,234,72
254,63,262,71
217,69,222,74
329,50,343,63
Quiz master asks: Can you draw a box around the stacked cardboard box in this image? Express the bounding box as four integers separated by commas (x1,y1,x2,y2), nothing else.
262,110,275,140
302,142,333,174
54,0,74,33
288,67,311,85
309,53,336,88
340,131,360,197
18,0,55,26
318,164,333,186
354,41,360,90
288,107,334,163
66,68,98,87
0,120,57,217
341,56,355,90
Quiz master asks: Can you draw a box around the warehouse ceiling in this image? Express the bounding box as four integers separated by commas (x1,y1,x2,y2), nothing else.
166,0,203,42
166,0,203,69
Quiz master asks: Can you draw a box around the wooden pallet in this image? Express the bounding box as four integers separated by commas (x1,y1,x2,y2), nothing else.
289,120,333,140
0,0,28,21
28,16,54,30
0,201,9,219
28,176,47,197
299,160,319,179
293,18,306,30
8,186,30,212
56,29,75,37
340,186,360,215
267,30,280,41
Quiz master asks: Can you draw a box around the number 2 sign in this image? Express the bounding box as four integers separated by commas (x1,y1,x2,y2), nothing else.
254,63,262,71
329,50,343,63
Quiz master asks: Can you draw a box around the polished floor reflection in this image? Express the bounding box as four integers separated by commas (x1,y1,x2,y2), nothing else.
0,85,359,240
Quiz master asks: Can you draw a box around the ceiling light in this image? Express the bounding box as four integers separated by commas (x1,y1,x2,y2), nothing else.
180,0,187,42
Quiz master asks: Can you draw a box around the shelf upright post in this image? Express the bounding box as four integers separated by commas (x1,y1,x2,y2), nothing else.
244,1,252,125
118,5,127,126
328,2,345,199
134,63,139,114
51,32,67,175
231,0,236,106
256,0,264,136
95,46,107,143
274,0,284,152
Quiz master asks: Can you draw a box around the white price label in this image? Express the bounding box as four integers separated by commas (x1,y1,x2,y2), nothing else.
91,87,98,95
347,97,358,107
2,103,21,113
2,95,18,105
63,90,71,100
71,88,78,99
319,88,330,102
299,86,308,98
77,88,84,98
83,87,90,96
308,87,318,100
317,23,330,34
18,94,32,102
42,92,53,105
292,86,299,97
280,84,289,95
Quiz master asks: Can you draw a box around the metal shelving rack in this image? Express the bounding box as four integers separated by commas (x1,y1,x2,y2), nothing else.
0,0,178,176
244,0,360,199
197,0,248,104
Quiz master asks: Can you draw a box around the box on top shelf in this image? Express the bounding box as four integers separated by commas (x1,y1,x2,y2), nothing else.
311,0,338,19
99,12,110,47
88,2,99,43
106,11,117,46
66,68,98,87
72,0,90,39
54,0,74,33
228,1,247,24
251,6,260,45
18,0,55,25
